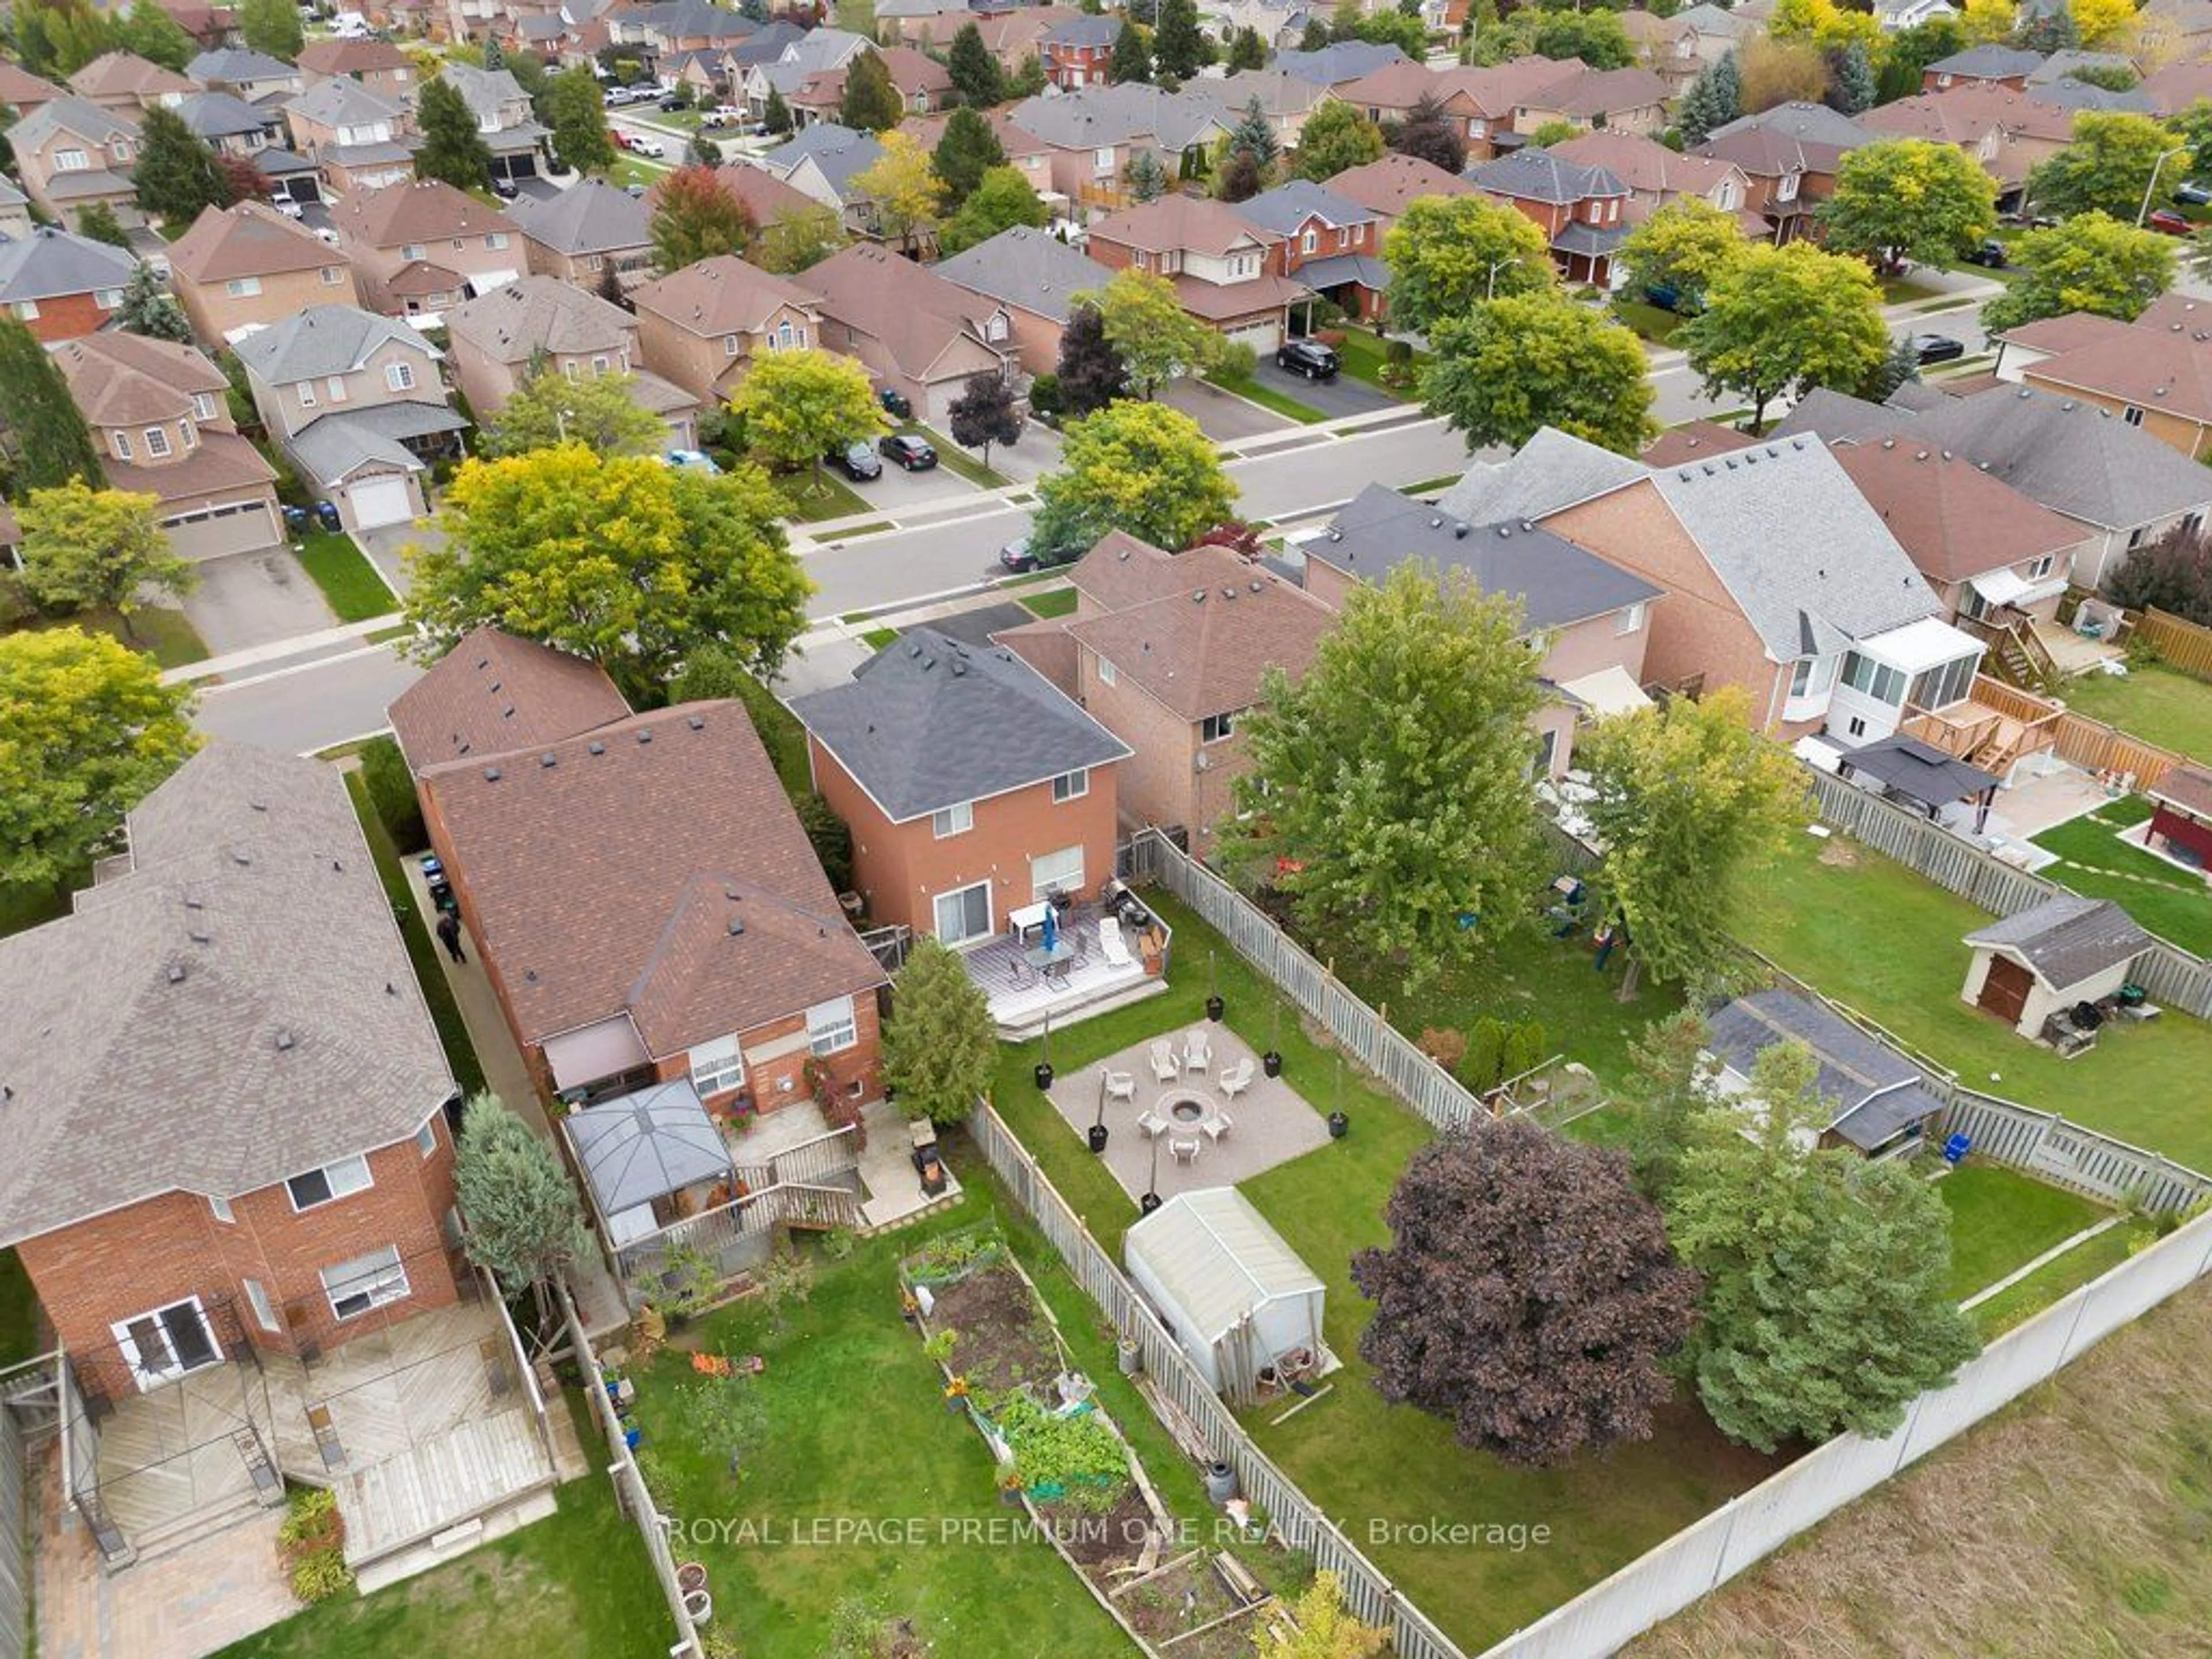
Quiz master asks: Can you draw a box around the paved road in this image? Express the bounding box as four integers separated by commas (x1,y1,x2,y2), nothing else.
192,639,425,754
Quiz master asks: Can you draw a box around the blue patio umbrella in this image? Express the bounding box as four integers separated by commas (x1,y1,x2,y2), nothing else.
1041,904,1059,953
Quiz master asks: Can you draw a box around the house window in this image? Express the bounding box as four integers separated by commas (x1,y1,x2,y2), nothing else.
320,266,344,286
805,997,858,1056
209,1194,235,1224
387,361,415,392
1615,601,1645,635
111,1299,222,1387
2027,554,2056,579
592,354,609,374
1097,656,1117,686
563,360,581,381
111,430,134,461
2124,405,2145,426
243,1278,279,1334
299,381,317,408
416,1119,438,1157
327,376,347,402
286,1153,373,1211
589,253,605,270
777,320,794,348
143,426,171,459
10,301,36,320
191,392,216,419
54,147,88,172
1201,710,1236,743
1031,844,1084,902
487,232,509,249
1301,229,1317,253
401,242,426,260
986,314,1006,342
1094,146,1115,175
724,334,740,356
933,879,992,944
1051,767,1089,802
225,276,263,297
1777,171,1800,202
1908,653,1978,713
1839,650,1907,707
111,141,131,161
690,1033,745,1096
1531,726,1559,779
94,289,122,310
323,1244,410,1320
932,800,973,838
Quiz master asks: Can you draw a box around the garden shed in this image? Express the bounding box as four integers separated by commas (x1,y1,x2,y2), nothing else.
1962,894,2152,1041
1707,990,1949,1159
1124,1188,1325,1405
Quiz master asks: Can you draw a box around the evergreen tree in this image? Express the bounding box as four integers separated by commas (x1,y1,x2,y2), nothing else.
74,201,129,247
1217,148,1264,202
1109,20,1152,83
1228,94,1281,171
932,103,1006,206
946,20,1005,108
2015,5,2078,52
481,33,505,69
765,86,793,135
740,0,770,20
1299,15,1330,50
119,0,194,71
1153,0,1209,80
1823,41,1875,116
132,106,233,224
1679,50,1741,148
839,50,905,132
417,76,495,191
1056,302,1130,416
1124,147,1170,201
115,262,192,342
1389,92,1467,172
455,1099,592,1321
0,317,99,490
1008,54,1048,97
688,131,723,166
1228,25,1267,70
596,259,630,309
881,939,997,1126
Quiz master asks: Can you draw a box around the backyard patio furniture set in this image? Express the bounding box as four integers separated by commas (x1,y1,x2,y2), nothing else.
1099,1029,1256,1166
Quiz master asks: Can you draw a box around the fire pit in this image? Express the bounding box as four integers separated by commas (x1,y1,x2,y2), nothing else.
1162,1090,1215,1125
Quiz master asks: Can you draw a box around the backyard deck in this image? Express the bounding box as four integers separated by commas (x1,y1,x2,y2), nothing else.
961,903,1171,1039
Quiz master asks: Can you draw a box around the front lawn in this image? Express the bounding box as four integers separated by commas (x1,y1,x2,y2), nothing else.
2030,801,2212,957
1611,298,1684,346
1206,370,1327,425
14,604,209,670
1020,586,1078,620
1736,830,2212,1172
294,532,399,623
778,468,873,523
2057,662,2212,765
1331,327,1427,395
910,425,1012,489
1880,274,1945,305
1936,1161,2108,1301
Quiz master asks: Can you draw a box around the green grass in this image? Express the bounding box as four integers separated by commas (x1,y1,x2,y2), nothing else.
2030,804,2212,957
1206,370,1328,425
294,531,398,623
1020,586,1078,620
368,622,415,645
777,468,874,523
213,1437,667,1659
1736,830,2212,1171
1968,1221,2146,1336
1880,274,1945,305
910,425,1013,488
860,626,899,649
1404,474,1461,495
604,155,673,191
14,604,209,670
826,520,893,540
1936,1161,2108,1301
343,771,487,1098
1611,297,1685,345
2058,662,2212,764
0,1248,40,1366
1331,327,1426,395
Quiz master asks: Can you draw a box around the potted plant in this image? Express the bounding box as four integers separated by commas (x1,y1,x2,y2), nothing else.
997,1467,1024,1507
944,1374,970,1414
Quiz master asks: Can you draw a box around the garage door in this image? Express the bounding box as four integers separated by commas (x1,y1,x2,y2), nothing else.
165,501,281,562
348,476,416,530
1222,318,1282,355
1978,954,2034,1025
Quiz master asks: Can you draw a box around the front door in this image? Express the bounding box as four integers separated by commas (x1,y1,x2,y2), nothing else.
111,1298,223,1392
933,880,993,945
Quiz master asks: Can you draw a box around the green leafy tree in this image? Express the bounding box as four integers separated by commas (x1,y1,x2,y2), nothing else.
406,446,812,692
0,317,100,490
946,369,1021,469
480,364,668,459
1820,138,1998,270
1617,1010,1722,1208
1032,399,1233,556
649,164,753,270
1298,14,1330,50
1253,1574,1388,1659
932,103,1006,206
724,346,889,498
547,66,617,174
1666,1041,1981,1452
687,131,723,168
1153,0,1210,79
1228,24,1267,70
881,937,997,1126
416,77,495,191
1678,49,1741,147
17,480,195,626
132,105,233,224
2027,111,2186,222
0,627,198,886
1616,195,1748,310
1422,295,1654,456
757,202,849,274
74,200,130,247
2175,97,2212,184
1877,16,1965,101
239,0,304,60
1080,266,1223,397
1677,240,1888,430
839,49,906,132
946,20,1006,107
1007,52,1048,97
1577,686,1805,997
851,130,944,253
1382,194,1553,335
454,1099,592,1324
1225,562,1547,986
1823,40,1875,115
1984,209,2178,333
118,0,194,71
1292,100,1386,182
764,85,794,136
1124,147,1171,202
1055,301,1129,416
1527,118,1578,148
1352,5,1429,56
1109,19,1152,83
938,164,1048,255
15,0,117,77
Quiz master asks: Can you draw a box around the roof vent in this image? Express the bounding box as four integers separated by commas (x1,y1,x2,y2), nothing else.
539,751,556,768
386,982,397,996
1702,463,1715,476
457,741,471,755
1915,449,1930,461
189,928,212,944
1743,450,1757,464
1677,468,1694,480
1882,437,1896,449
232,850,251,866
2061,399,2077,411
687,714,704,730
907,639,924,656
1191,589,1206,603
1765,445,1779,459
475,656,490,669
524,968,539,982
488,680,501,692
502,706,516,719
1250,579,1263,592
728,916,746,935
1117,547,1130,560
184,896,203,910
1327,526,1342,541
1495,524,1510,537
484,765,501,781
589,740,605,755
1790,438,1806,450
249,801,267,813
1454,522,1469,539
166,963,186,984
951,657,967,673
1222,585,1237,600
637,728,652,743
1429,515,1444,529
274,1029,295,1052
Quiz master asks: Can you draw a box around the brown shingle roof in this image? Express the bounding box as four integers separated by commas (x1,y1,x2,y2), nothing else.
1643,420,1757,467
0,62,66,109
101,432,278,504
1088,194,1279,258
1550,130,1744,200
1834,434,2088,584
630,253,821,336
169,199,346,283
717,162,823,225
1324,153,1476,217
797,241,1003,381
68,49,196,100
388,624,632,773
297,37,414,75
2025,324,2212,428
1995,310,2138,356
2151,762,2212,818
332,178,520,249
56,328,226,415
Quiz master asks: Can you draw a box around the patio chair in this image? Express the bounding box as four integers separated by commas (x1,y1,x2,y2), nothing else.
1203,1111,1234,1145
1171,1137,1201,1165
1100,916,1132,969
1103,1069,1136,1104
1184,1027,1212,1073
1150,1039,1180,1082
1218,1057,1256,1100
1138,1109,1168,1138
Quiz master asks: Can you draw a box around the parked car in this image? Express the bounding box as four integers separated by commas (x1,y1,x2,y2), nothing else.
490,177,520,199
630,135,666,159
662,449,722,475
273,196,305,219
1963,238,2008,268
830,440,882,481
880,433,938,471
878,386,912,419
2177,181,2212,206
707,104,745,123
1276,338,1340,381
283,501,343,533
658,93,685,111
1642,280,1703,316
1908,333,1967,366
999,531,1082,572
2147,209,2195,236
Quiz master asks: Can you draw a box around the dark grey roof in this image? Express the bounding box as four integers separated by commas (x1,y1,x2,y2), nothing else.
286,74,405,127
2025,48,2135,84
792,626,1132,822
1296,251,1389,292
933,225,1113,324
2030,77,2156,112
511,177,651,255
1770,387,1904,444
567,1078,733,1217
1965,894,2152,988
1707,989,1946,1153
176,89,275,140
1437,426,1647,525
253,146,316,177
1465,147,1627,206
1836,734,1999,809
289,400,464,484
1274,40,1407,85
235,302,435,383
762,122,884,195
188,47,297,84
1316,484,1658,631
1927,44,2046,78
1550,219,1627,257
1234,179,1373,237
0,226,136,304
1044,13,1121,45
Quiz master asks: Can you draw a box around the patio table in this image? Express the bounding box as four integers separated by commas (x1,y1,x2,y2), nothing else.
1024,939,1078,985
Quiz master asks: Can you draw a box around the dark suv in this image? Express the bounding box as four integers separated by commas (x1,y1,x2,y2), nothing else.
880,433,938,471
1275,338,1340,381
829,440,881,481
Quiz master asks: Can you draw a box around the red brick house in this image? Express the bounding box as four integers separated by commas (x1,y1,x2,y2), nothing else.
391,628,889,1116
1232,179,1388,321
1465,146,1632,286
1084,193,1310,353
0,744,463,1409
1040,13,1122,90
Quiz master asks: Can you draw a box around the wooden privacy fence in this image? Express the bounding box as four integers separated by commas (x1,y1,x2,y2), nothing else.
1967,673,2188,786
1930,1086,2210,1213
2136,607,2212,683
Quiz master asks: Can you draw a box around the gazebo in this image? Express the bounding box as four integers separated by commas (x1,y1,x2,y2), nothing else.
1835,734,2002,833
563,1078,736,1253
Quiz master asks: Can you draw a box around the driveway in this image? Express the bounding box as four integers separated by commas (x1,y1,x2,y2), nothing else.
1251,357,1400,419
354,521,441,598
181,546,338,656
844,451,984,513
1158,377,1294,443
980,421,1063,487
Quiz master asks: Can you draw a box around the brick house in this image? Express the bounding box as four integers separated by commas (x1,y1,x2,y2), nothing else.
437,63,552,183
510,177,653,286
753,124,887,234
1923,43,2044,91
0,227,138,343
56,330,286,561
1549,130,1759,232
1336,59,1490,155
1862,84,2074,200
787,45,953,126
296,36,421,104
1507,64,1671,139
1085,194,1310,354
67,50,195,115
1040,13,1122,91
169,200,363,346
1693,102,1874,245
1466,147,1632,286
1233,179,1387,322
801,243,1016,422
0,743,463,1408
2010,312,2212,461
1005,85,1234,213
391,630,891,1114
445,275,699,449
332,179,524,317
187,47,304,104
934,225,1116,376
8,96,143,232
794,627,1131,943
1324,151,1478,232
629,254,827,404
891,4,1074,76
175,89,286,160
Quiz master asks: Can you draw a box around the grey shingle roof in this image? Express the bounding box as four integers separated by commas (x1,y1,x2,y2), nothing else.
1010,82,1234,153
2028,77,2155,112
439,62,529,124
1234,179,1373,238
1465,147,1627,206
1316,483,1659,630
1296,251,1389,293
793,626,1131,822
446,275,633,362
1274,40,1407,86
761,122,885,194
933,225,1113,323
1437,426,1647,526
1707,990,1946,1153
1044,13,1122,45
0,744,454,1245
235,303,437,384
0,226,137,304
188,47,297,85
176,89,275,141
285,74,406,128
1927,44,2046,78
7,94,136,152
1770,387,1902,444
289,401,462,484
510,177,651,255
1964,895,2152,989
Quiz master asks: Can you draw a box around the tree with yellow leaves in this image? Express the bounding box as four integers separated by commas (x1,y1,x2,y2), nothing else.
2072,0,2135,48
851,131,945,256
1960,0,2016,43
1253,1573,1390,1659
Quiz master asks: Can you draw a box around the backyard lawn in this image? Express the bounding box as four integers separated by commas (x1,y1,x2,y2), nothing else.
1736,830,2212,1172
294,532,399,623
0,1248,40,1366
1936,1162,2108,1302
2056,662,2212,764
1966,1219,2144,1337
2029,796,2212,957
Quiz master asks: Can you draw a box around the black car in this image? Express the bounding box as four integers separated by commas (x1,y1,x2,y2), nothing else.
998,535,1079,573
880,433,938,471
658,93,684,111
829,440,882,482
1908,333,1967,366
491,177,520,199
1276,338,1340,381
1963,238,2008,268
2179,181,2212,206
879,386,912,419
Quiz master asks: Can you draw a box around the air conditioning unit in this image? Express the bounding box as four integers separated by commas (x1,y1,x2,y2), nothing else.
1194,751,1212,773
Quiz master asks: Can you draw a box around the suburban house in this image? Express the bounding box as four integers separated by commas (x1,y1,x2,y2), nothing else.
0,176,31,241
1619,7,1703,94
234,304,465,532
55,331,285,561
445,275,699,449
296,36,421,104
510,177,653,285
175,89,285,159
1549,129,1759,230
1466,147,1632,286
1274,40,1408,91
1212,67,1330,150
753,124,887,232
1878,0,1961,27
391,629,891,1115
8,96,142,231
1324,152,1478,232
934,225,1116,376
994,534,1338,851
1085,194,1309,354
1006,84,1235,211
437,63,551,183
2142,56,2212,116
1694,102,1874,244
801,243,1017,421
67,50,194,115
0,62,67,120
1706,990,1948,1158
1923,43,2046,91
1861,85,2074,199
787,45,953,126
1336,59,1488,154
1961,895,2152,1043
2003,312,2212,461
629,254,825,404
739,26,871,120
1040,13,1122,91
1233,180,1387,322
888,3,1073,74
1508,63,1671,139
332,179,524,318
169,200,362,346
793,627,1131,948
1301,482,1664,778
1675,1,1755,63
0,227,138,342
906,103,1062,207
283,75,418,192
187,46,304,104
